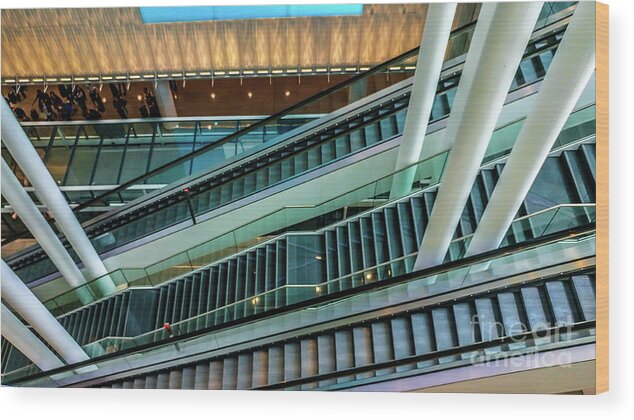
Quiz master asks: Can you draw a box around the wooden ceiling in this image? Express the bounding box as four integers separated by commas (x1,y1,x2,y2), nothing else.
1,4,437,79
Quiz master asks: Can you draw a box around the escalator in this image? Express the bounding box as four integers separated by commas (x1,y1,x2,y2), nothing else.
0,140,597,378
96,271,596,390
4,16,573,287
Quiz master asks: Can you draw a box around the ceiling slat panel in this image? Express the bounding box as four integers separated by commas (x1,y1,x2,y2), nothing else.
1,5,429,78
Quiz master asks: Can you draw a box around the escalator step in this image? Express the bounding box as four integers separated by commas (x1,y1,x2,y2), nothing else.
545,280,579,326
571,274,596,321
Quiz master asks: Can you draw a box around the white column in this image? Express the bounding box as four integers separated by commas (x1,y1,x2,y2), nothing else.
1,99,116,295
465,1,596,257
390,3,457,200
1,260,90,365
154,81,178,117
2,159,92,304
413,2,544,271
1,304,65,372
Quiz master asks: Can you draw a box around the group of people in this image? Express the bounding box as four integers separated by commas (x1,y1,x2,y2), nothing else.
5,83,162,122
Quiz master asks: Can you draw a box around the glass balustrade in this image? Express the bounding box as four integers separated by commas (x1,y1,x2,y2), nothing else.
4,14,571,272
78,218,596,360
15,91,595,288
4,2,577,282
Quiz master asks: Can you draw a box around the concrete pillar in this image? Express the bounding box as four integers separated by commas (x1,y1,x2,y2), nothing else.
1,260,90,365
465,1,596,257
413,2,544,271
1,99,116,295
154,80,178,117
390,3,457,200
1,304,65,372
1,159,92,304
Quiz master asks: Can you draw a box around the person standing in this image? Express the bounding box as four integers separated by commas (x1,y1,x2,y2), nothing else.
73,85,88,116
113,96,128,119
7,89,19,104
109,83,121,99
61,100,74,121
144,88,160,118
86,107,102,121
9,103,29,121
49,91,63,110
32,89,48,111
59,84,73,101
139,101,149,118
30,108,40,121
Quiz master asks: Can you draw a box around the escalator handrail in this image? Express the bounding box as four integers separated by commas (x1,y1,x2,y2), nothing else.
70,45,424,214
3,223,595,386
257,320,597,390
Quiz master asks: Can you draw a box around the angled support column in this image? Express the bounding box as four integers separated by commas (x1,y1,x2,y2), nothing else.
465,1,596,257
413,2,544,271
390,2,457,200
155,81,178,130
2,159,92,304
1,304,65,372
1,99,116,295
1,260,90,365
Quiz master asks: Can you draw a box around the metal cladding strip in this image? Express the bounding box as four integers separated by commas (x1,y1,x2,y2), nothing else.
1,99,117,295
390,2,457,200
465,1,597,257
1,159,92,304
1,304,65,372
414,2,544,270
1,260,90,365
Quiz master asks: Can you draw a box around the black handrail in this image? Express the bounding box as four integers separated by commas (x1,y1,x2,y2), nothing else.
3,223,594,386
257,320,596,390
0,46,422,251
71,46,423,213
